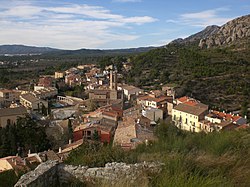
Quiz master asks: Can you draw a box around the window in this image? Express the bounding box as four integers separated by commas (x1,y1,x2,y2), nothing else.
5,93,10,99
7,119,11,125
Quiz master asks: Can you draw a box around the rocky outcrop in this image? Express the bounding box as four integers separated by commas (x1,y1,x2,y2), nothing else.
15,161,164,187
170,25,220,45
14,161,59,187
199,14,250,48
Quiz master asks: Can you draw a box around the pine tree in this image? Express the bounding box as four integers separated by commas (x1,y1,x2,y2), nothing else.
68,119,73,140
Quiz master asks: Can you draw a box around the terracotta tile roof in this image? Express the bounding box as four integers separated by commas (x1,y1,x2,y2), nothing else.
178,96,190,103
211,110,242,122
236,124,249,130
217,121,234,127
102,110,118,118
138,95,167,103
25,156,40,164
89,89,110,95
1,156,29,172
174,103,208,116
137,95,151,101
0,89,13,93
0,106,27,117
20,93,40,103
61,139,83,153
177,96,201,106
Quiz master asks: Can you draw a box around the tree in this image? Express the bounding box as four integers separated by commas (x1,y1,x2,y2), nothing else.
47,101,52,115
68,119,73,140
0,117,51,157
241,99,248,118
41,103,48,116
87,100,97,111
93,130,100,141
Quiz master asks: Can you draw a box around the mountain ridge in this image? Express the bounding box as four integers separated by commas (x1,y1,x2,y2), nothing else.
0,44,156,56
199,14,250,48
170,25,220,45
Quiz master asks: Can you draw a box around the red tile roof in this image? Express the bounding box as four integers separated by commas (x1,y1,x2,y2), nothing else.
178,96,190,103
138,95,167,103
102,110,118,118
211,110,242,122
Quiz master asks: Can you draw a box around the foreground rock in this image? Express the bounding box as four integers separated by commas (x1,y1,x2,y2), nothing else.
15,161,164,187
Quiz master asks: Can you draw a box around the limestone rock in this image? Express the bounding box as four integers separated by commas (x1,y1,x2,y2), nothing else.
198,14,250,48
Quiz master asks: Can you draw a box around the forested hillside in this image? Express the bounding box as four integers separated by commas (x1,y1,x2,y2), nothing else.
125,41,250,111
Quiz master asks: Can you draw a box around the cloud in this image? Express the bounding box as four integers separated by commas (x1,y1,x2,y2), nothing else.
113,0,142,2
167,8,233,27
0,2,156,49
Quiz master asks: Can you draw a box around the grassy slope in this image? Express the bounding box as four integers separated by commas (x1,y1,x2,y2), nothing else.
66,122,250,187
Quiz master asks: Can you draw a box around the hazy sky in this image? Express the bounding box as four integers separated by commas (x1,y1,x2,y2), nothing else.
0,0,249,49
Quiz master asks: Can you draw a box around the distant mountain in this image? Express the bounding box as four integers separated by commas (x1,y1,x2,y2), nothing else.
170,25,220,45
48,47,156,56
199,14,250,48
0,45,60,55
0,44,156,56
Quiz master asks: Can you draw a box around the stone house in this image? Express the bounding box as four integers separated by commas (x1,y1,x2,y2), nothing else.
0,89,22,107
172,103,208,132
20,93,48,111
0,106,28,128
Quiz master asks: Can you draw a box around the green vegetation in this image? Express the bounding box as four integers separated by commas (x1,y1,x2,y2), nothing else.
65,142,137,167
0,117,51,157
0,170,20,187
66,122,250,186
125,44,250,111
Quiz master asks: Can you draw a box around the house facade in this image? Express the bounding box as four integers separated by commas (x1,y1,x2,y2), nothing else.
0,107,28,128
172,103,208,132
20,93,48,111
0,89,22,107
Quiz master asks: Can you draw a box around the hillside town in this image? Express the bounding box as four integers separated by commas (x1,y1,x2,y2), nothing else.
0,63,248,175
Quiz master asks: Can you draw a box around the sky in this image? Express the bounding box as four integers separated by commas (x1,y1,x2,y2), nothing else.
0,0,249,49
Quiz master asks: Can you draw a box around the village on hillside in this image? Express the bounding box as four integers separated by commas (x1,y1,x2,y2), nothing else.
0,63,248,174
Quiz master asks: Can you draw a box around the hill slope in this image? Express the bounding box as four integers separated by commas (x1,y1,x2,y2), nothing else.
0,45,59,55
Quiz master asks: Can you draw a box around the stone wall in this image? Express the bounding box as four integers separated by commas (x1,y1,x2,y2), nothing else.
15,161,59,187
15,161,163,187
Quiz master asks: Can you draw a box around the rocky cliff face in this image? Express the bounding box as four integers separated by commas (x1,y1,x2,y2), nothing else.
170,25,220,45
199,14,250,48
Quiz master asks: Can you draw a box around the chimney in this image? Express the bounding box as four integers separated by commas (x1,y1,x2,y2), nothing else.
69,139,72,144
59,147,62,153
14,159,17,166
28,149,31,155
23,158,26,166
